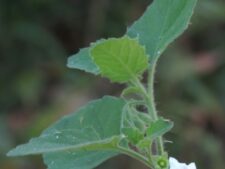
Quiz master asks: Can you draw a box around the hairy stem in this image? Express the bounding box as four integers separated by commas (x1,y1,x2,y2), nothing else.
147,60,164,155
130,60,165,157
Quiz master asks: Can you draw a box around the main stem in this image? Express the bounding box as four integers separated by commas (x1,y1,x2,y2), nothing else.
130,59,165,157
147,60,164,155
131,61,164,155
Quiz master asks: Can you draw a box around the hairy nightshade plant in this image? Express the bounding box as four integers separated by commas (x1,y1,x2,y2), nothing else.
8,0,197,169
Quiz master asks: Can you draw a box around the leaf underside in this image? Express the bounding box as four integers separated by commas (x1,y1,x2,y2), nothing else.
67,0,197,74
43,151,117,169
67,48,99,75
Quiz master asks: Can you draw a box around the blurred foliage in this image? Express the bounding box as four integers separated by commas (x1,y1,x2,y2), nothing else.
0,0,225,169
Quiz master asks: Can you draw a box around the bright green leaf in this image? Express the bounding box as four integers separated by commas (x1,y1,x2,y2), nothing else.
91,36,148,83
7,96,125,169
127,0,197,62
146,118,173,140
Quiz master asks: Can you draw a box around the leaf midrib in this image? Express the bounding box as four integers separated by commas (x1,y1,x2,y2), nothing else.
153,0,192,58
8,136,120,156
153,0,171,58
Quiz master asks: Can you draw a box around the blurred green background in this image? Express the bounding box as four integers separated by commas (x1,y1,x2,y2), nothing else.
0,0,225,169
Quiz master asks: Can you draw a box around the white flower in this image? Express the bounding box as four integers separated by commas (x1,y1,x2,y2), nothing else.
169,157,197,169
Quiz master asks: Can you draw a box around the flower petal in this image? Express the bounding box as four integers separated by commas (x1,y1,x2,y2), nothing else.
188,163,197,169
169,157,197,169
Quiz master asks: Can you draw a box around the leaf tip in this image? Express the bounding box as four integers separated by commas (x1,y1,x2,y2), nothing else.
66,56,74,68
6,148,19,157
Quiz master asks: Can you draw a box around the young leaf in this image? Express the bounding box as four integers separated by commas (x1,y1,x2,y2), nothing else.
91,36,148,83
146,118,173,140
7,96,125,169
127,0,197,61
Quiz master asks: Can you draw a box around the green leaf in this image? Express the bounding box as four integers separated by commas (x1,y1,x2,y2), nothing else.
146,118,173,140
67,48,99,75
91,36,148,83
127,0,197,61
43,151,117,169
7,96,125,169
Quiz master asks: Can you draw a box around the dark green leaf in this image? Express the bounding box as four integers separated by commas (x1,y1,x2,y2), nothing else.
127,0,197,62
43,151,117,169
8,96,125,169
